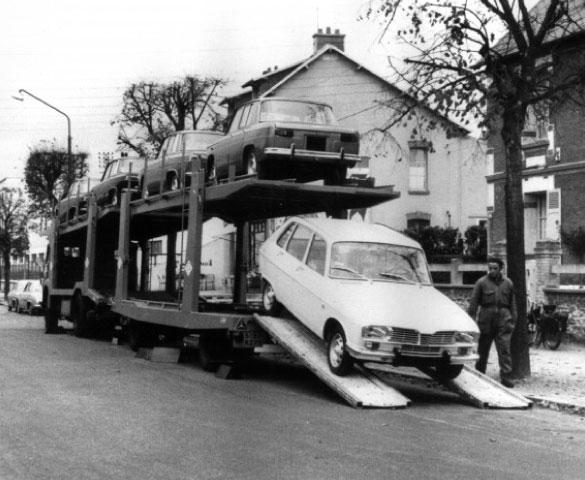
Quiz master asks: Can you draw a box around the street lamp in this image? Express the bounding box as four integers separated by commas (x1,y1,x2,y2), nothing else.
13,89,72,178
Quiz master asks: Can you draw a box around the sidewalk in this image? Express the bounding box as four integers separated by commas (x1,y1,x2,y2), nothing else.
485,341,585,415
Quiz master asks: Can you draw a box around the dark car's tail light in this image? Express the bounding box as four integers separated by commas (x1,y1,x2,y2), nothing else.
275,128,294,137
340,133,359,143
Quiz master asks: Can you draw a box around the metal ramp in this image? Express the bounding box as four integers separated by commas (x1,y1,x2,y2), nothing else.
254,315,532,410
420,365,533,409
254,314,410,408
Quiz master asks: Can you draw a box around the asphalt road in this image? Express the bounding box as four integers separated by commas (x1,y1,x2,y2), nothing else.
1,306,585,480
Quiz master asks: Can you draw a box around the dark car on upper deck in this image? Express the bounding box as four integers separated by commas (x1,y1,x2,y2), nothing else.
206,98,365,185
91,156,145,208
55,177,100,223
140,130,224,198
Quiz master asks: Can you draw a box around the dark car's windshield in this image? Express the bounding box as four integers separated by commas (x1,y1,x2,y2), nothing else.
183,132,223,151
329,242,431,284
259,100,338,126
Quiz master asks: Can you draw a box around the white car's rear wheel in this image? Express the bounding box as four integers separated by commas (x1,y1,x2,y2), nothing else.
327,326,353,376
261,281,282,316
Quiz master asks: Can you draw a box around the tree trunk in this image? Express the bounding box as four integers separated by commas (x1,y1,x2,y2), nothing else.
3,251,10,301
501,109,530,379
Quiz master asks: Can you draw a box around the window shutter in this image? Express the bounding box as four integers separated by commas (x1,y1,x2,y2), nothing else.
546,189,561,240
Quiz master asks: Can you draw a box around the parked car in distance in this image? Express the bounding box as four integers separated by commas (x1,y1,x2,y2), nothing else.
259,217,479,379
16,280,43,315
141,130,224,198
92,156,145,207
7,280,27,312
206,97,364,185
55,177,100,223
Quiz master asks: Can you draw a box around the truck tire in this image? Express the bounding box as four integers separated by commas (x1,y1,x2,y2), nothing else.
72,294,91,338
44,295,60,334
127,321,156,352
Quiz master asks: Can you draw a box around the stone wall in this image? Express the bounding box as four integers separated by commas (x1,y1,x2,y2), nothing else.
544,288,585,342
436,285,585,342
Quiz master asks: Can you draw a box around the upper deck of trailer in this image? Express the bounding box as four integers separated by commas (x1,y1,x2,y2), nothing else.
55,175,400,238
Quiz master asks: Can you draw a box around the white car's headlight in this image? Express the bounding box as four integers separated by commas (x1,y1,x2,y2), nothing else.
362,325,393,339
454,331,479,343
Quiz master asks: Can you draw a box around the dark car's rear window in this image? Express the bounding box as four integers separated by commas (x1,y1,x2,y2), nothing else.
259,100,338,126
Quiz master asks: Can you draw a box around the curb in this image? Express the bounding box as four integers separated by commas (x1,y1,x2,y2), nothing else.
523,394,585,417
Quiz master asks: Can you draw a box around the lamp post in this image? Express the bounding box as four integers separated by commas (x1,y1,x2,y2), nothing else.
14,89,72,179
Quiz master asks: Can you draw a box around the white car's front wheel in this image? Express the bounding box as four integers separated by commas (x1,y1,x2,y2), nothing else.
327,326,353,376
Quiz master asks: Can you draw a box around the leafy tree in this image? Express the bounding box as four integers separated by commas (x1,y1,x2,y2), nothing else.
0,187,30,299
403,226,463,261
112,75,227,157
464,224,488,262
366,0,585,379
24,139,89,219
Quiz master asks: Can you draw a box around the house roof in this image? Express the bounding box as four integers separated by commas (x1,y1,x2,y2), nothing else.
494,0,585,57
223,44,470,135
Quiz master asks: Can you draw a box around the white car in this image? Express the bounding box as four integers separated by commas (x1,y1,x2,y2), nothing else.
259,217,479,379
16,280,44,315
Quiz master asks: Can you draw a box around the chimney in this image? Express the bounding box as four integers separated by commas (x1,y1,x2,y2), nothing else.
312,27,345,52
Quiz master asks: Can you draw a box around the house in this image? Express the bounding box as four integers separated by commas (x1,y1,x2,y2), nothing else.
222,27,488,234
487,0,585,293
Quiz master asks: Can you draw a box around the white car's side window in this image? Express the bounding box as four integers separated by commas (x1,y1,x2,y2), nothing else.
306,235,326,275
276,223,296,249
286,225,312,262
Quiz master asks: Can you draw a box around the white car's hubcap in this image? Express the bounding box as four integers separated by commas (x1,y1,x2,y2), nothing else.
330,334,344,367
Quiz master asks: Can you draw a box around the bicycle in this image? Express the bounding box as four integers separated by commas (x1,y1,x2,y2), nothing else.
526,298,567,350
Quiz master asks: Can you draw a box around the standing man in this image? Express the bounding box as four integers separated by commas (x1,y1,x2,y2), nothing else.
467,257,517,388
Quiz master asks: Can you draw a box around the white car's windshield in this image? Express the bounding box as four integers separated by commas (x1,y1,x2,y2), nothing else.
329,242,431,284
259,100,338,125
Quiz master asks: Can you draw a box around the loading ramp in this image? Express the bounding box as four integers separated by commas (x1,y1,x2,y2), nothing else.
254,314,410,408
254,315,532,410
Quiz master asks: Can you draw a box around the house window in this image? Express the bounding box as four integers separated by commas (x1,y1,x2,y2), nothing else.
408,141,428,193
406,211,431,231
537,195,547,240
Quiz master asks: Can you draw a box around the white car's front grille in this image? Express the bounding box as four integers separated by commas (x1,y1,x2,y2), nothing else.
390,328,456,346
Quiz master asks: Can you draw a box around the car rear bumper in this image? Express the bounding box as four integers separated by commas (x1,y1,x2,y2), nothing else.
264,146,366,166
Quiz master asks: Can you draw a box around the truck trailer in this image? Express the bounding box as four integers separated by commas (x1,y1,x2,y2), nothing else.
42,159,398,371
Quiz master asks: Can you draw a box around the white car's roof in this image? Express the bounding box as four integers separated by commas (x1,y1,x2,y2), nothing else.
289,217,422,249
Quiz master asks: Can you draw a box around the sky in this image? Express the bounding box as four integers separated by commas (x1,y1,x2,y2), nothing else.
0,0,393,179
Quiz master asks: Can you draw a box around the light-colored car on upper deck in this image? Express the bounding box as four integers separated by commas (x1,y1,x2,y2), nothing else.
259,217,479,379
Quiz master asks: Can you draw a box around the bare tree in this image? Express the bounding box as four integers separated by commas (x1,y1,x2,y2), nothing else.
24,139,89,220
366,0,585,379
112,75,227,157
0,187,30,300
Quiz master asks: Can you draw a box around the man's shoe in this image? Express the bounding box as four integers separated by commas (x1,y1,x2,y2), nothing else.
501,377,515,388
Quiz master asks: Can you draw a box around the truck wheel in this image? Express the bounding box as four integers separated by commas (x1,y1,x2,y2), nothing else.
198,334,228,372
72,294,91,338
326,325,353,376
127,321,156,351
262,281,282,316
